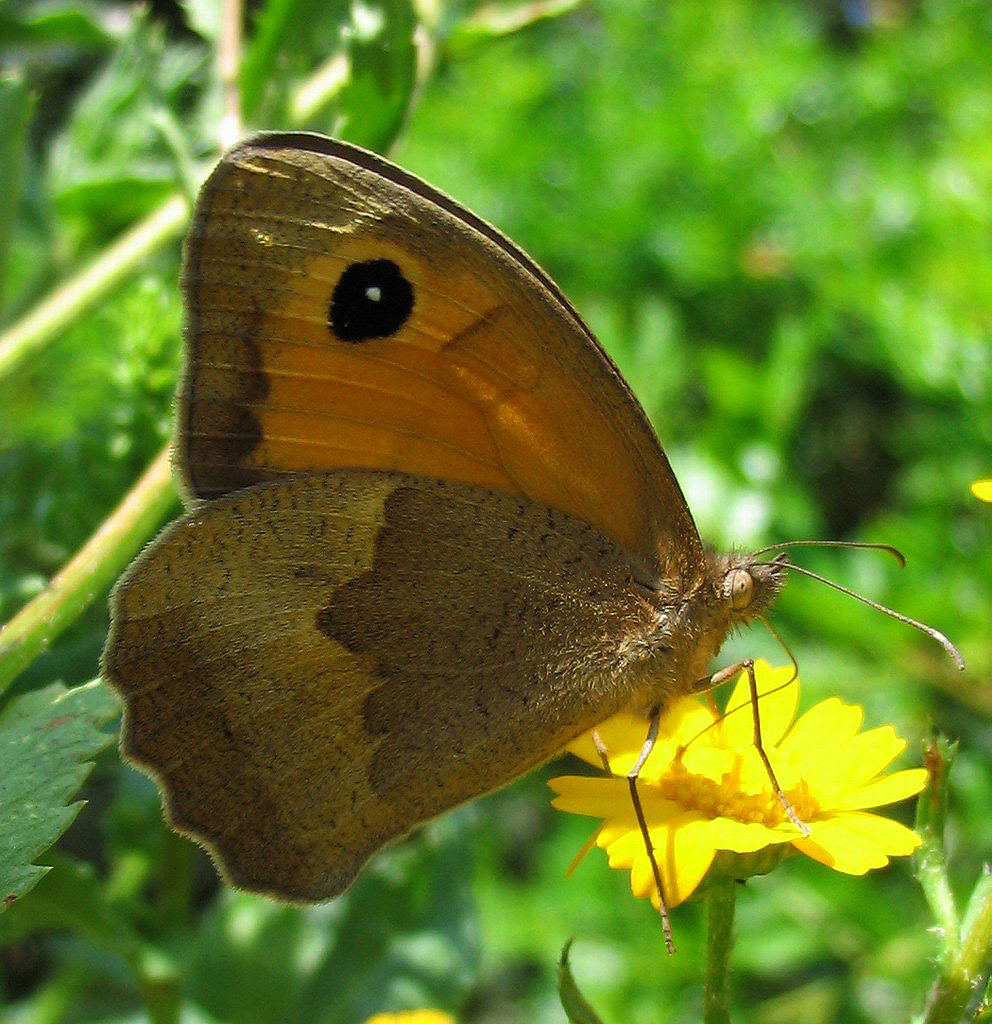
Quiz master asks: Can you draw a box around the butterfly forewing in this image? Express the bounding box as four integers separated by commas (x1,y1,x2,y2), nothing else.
179,133,704,584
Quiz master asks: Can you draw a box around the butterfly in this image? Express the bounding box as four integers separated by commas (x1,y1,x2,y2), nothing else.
103,132,797,906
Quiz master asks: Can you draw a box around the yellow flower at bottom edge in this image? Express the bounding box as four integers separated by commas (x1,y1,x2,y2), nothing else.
549,660,927,910
972,479,992,502
363,1013,455,1024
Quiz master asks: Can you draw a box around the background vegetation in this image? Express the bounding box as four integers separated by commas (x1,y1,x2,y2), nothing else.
0,0,989,1021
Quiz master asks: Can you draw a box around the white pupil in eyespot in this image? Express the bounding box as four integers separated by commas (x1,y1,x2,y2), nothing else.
365,286,382,302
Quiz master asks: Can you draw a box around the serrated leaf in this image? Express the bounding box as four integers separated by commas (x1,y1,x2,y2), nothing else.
0,851,143,966
0,679,119,911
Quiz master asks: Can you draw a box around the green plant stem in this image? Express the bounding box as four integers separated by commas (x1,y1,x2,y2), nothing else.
0,33,362,388
703,877,736,1024
157,798,194,931
0,2,440,694
923,871,992,1024
218,0,243,147
0,194,189,378
915,736,961,965
137,946,182,1024
0,447,176,695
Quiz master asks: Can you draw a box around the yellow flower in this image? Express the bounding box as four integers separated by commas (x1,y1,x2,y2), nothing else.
549,661,927,910
363,1013,454,1024
972,479,992,502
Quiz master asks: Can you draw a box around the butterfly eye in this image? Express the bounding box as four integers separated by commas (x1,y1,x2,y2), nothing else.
328,259,414,342
725,568,754,611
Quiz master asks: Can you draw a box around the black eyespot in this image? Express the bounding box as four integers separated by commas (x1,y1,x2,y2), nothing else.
328,259,414,342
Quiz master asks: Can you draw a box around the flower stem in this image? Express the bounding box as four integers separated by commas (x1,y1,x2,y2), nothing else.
703,876,737,1024
915,735,961,965
0,195,189,379
0,446,176,696
922,870,992,1024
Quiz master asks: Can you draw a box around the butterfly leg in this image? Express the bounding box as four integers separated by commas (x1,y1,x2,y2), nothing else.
594,723,676,951
622,710,677,954
590,729,613,774
692,660,810,838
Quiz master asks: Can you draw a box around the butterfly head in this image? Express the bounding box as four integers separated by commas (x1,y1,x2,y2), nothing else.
712,550,787,626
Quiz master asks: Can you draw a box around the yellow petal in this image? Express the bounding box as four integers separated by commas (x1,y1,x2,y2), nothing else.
806,725,910,806
793,819,884,873
718,661,799,749
837,768,928,810
567,702,714,778
841,726,908,788
658,819,719,906
550,776,686,828
549,775,629,818
364,1014,455,1024
638,700,720,783
785,697,863,749
659,697,720,746
565,712,642,770
698,816,794,853
601,822,661,868
972,479,992,502
590,796,688,843
681,741,739,782
566,827,603,877
851,813,923,857
550,776,686,826
565,711,651,768
615,816,718,908
778,698,864,792
794,812,921,874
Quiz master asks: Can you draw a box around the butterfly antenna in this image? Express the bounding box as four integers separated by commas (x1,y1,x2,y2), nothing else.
758,614,798,684
773,559,965,670
751,538,906,567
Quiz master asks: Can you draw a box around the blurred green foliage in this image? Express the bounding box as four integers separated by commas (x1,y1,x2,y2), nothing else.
0,0,989,1021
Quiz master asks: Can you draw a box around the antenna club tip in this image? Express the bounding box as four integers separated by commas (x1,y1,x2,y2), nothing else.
936,631,965,671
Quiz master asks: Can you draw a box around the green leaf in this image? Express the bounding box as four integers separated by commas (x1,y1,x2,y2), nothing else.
185,814,478,1023
180,0,222,43
336,0,417,152
240,0,350,123
0,679,119,911
557,939,608,1024
0,72,31,306
46,11,205,236
0,851,142,965
446,0,583,57
0,3,116,49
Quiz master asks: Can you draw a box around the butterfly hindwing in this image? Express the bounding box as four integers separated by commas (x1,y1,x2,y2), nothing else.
104,471,666,898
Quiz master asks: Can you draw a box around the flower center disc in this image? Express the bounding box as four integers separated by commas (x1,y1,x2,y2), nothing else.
659,761,820,827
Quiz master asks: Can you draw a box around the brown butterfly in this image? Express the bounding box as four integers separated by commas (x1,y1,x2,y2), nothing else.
102,133,958,926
